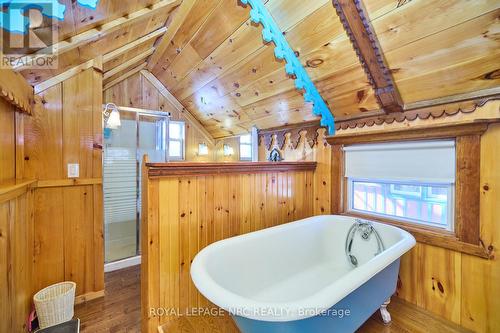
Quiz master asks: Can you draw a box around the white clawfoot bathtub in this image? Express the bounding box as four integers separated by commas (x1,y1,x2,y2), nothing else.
191,215,416,333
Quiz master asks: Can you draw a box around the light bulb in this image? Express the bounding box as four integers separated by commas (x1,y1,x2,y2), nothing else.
106,109,121,129
198,143,208,156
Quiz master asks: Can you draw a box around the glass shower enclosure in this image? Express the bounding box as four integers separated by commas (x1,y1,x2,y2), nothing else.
103,108,169,263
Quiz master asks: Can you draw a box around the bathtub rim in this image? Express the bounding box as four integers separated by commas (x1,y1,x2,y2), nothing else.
190,214,416,322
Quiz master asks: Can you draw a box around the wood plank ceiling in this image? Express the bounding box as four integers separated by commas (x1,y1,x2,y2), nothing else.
16,0,182,86
9,0,500,139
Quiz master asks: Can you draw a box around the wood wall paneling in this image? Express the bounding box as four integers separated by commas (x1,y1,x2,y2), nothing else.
259,105,500,332
24,67,104,300
142,163,316,332
258,127,332,216
459,123,500,332
0,74,35,331
335,107,499,332
0,186,35,332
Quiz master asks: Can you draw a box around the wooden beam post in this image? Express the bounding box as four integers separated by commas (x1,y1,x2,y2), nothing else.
332,0,403,113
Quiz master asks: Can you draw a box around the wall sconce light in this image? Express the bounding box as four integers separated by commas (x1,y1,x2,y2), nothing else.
198,143,209,156
223,144,234,156
103,103,121,129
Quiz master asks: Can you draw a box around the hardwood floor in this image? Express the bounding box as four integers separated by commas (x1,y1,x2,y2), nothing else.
75,265,470,333
75,265,141,332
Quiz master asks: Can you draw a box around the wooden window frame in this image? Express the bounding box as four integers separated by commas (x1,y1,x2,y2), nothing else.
168,121,185,161
239,134,252,161
327,121,496,259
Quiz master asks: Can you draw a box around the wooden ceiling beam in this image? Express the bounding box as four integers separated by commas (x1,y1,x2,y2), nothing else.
103,27,167,64
34,58,103,94
34,25,168,94
103,63,148,90
141,70,216,146
13,0,182,71
103,48,155,80
148,0,197,70
332,0,403,113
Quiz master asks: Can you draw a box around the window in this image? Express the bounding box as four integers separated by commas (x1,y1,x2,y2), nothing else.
168,121,185,160
345,140,455,230
240,134,252,161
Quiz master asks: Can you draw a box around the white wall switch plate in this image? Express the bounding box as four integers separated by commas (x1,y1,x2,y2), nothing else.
67,163,80,178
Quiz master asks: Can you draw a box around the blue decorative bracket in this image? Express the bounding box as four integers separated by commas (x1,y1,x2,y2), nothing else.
240,0,335,135
0,0,99,34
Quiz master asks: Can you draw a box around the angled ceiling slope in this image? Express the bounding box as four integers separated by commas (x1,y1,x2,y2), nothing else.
149,0,500,138
7,0,499,139
10,0,182,90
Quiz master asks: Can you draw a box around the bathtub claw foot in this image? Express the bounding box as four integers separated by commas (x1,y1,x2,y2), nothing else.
380,299,391,325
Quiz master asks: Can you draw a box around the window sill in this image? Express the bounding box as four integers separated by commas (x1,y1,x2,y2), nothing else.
342,212,493,259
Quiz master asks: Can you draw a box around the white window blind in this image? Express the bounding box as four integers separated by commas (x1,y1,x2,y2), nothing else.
344,140,456,183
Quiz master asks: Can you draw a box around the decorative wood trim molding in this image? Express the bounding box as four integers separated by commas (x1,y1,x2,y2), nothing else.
335,96,500,130
146,162,317,178
35,178,102,188
258,120,326,150
140,70,215,146
74,290,105,305
12,0,182,71
326,120,497,145
332,0,403,113
0,179,36,203
0,67,34,114
240,0,336,134
103,63,147,90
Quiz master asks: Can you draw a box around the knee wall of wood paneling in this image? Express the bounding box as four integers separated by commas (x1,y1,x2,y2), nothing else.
143,170,316,332
258,129,332,215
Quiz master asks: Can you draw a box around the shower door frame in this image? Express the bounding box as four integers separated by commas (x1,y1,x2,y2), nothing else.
103,105,171,264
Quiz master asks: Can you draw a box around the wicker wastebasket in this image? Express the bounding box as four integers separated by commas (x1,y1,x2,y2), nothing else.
33,282,76,329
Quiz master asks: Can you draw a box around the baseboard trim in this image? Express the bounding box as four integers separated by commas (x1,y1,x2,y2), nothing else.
74,290,105,305
104,255,141,273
